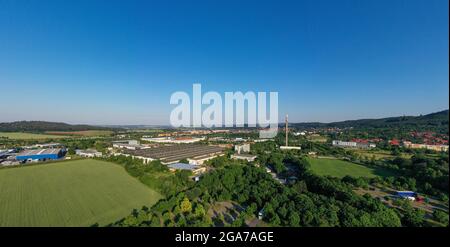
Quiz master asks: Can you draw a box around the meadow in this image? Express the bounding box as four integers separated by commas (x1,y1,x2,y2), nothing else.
352,149,412,160
306,157,395,178
307,134,328,143
0,159,162,226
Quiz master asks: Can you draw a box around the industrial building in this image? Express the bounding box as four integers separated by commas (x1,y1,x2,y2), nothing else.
332,140,376,149
0,149,18,166
16,148,65,162
118,144,224,164
235,144,250,154
112,140,152,150
167,163,207,174
23,143,63,149
113,140,140,145
75,149,103,158
231,153,257,162
232,143,256,161
0,149,13,159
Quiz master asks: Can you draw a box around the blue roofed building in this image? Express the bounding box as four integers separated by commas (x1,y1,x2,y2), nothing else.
16,148,65,162
396,191,417,200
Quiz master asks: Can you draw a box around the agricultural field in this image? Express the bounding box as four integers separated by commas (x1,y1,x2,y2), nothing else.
306,157,395,178
0,132,70,140
45,130,113,137
0,159,162,226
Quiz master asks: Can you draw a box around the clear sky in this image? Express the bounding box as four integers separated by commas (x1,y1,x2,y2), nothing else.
0,0,448,125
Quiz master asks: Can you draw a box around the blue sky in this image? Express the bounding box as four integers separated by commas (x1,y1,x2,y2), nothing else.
0,0,448,125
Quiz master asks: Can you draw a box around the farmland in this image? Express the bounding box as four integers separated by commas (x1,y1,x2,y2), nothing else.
0,159,162,226
306,157,395,178
0,132,70,140
0,130,113,140
45,130,113,136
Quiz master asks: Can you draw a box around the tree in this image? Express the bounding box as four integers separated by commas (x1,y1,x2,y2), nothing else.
67,148,76,155
433,210,449,226
292,180,308,193
289,212,300,226
180,197,192,214
179,158,189,164
194,204,206,218
401,205,425,227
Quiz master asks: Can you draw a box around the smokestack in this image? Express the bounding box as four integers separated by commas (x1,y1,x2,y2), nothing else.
285,114,288,146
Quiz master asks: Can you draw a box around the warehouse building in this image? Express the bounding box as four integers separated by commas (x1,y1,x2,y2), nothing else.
235,144,250,154
112,140,150,150
167,163,207,174
76,149,103,158
16,148,65,162
231,153,257,162
119,144,224,164
332,140,376,149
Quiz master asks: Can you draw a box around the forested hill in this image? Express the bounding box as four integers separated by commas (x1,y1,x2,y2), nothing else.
291,110,449,132
0,121,116,132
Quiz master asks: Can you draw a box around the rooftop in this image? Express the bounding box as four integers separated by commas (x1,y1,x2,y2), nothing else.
17,148,62,156
168,163,200,171
122,144,224,163
232,153,257,158
76,149,101,154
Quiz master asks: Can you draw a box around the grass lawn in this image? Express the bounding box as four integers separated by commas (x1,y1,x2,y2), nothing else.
0,159,162,226
353,150,412,160
0,132,70,140
306,157,395,178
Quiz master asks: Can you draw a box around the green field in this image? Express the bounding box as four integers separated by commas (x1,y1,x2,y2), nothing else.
306,157,395,178
352,150,412,160
0,159,162,226
307,135,328,143
0,132,71,140
45,130,113,136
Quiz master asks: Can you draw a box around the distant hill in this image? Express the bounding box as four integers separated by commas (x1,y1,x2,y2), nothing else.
290,110,449,133
0,121,117,132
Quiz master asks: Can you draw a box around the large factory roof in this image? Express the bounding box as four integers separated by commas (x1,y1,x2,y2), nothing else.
123,144,224,163
17,148,62,156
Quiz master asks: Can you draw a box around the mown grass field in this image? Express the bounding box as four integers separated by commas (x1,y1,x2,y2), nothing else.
352,149,412,160
0,132,70,140
0,159,162,226
306,157,395,178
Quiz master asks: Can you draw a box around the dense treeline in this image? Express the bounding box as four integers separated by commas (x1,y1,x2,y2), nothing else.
0,121,117,132
291,110,449,135
111,156,407,227
388,154,449,197
254,133,449,200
